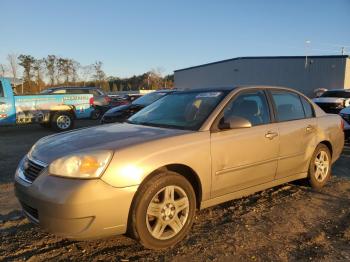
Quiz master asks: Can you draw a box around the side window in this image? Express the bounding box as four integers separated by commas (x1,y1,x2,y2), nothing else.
53,89,66,94
271,91,305,122
66,89,87,94
223,90,271,126
300,96,314,118
0,81,4,97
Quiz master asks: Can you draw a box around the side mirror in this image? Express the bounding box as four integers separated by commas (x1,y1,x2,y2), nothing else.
218,116,252,130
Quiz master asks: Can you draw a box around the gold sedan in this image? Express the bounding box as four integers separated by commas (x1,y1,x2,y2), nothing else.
15,86,344,249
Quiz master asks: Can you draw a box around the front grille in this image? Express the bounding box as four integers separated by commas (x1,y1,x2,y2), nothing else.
315,102,344,114
20,201,39,222
23,159,46,183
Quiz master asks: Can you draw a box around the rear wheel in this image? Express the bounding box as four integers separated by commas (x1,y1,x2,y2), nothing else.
128,172,196,249
308,144,332,189
51,112,74,132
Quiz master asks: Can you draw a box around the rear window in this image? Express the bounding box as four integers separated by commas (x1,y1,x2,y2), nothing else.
132,92,169,106
321,91,350,98
300,96,314,118
271,91,305,122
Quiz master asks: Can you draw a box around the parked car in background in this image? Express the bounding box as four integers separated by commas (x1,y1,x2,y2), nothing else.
101,90,174,124
41,86,111,119
15,86,344,249
312,89,350,113
340,107,350,140
122,94,143,103
0,78,93,131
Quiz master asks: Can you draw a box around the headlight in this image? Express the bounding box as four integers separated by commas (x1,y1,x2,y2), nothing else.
49,150,113,179
345,99,350,107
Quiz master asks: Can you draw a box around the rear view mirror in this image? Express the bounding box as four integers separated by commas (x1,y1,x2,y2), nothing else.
219,116,252,130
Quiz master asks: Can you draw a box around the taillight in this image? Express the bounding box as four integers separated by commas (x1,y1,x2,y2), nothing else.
341,119,345,130
89,97,94,105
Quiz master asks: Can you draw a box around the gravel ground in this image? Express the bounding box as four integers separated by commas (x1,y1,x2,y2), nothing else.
0,121,350,261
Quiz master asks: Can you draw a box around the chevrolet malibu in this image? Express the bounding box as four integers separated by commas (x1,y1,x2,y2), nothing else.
15,86,344,249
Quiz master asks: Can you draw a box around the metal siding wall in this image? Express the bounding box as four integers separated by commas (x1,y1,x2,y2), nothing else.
175,57,346,97
344,58,350,89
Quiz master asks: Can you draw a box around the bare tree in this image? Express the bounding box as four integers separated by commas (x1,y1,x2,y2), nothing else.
92,61,106,87
7,53,18,80
0,64,7,77
146,68,163,89
79,64,94,86
70,60,80,83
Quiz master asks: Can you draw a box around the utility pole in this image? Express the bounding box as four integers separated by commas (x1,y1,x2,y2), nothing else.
341,47,345,55
305,40,311,69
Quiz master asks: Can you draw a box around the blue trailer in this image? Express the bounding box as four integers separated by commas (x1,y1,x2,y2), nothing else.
0,78,93,131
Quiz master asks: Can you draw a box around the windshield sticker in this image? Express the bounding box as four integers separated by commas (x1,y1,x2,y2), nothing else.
196,92,222,98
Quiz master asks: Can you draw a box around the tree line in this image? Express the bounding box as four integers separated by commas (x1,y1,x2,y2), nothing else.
0,53,174,94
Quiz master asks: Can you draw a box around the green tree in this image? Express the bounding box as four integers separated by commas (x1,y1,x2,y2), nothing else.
18,54,35,82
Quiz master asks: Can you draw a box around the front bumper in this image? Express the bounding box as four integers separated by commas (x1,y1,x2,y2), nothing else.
14,168,138,240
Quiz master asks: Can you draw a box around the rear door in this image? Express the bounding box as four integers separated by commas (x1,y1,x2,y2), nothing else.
269,90,317,179
210,89,279,197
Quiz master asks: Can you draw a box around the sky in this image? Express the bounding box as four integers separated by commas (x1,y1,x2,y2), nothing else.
1,0,350,78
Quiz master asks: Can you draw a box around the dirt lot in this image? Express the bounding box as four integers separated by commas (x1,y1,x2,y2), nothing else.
1,121,350,261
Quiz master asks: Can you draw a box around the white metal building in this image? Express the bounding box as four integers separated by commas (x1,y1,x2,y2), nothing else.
174,55,350,97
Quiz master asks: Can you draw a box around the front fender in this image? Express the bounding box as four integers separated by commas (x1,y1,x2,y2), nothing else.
101,131,212,201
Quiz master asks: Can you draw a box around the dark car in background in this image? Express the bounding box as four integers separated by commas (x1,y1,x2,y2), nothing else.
312,89,350,114
101,90,174,124
41,86,111,119
108,94,143,107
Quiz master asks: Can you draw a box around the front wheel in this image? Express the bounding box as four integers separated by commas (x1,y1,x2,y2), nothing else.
128,172,196,249
51,112,74,132
308,144,332,189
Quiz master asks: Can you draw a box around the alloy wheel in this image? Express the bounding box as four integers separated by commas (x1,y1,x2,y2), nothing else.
314,150,329,182
146,185,189,240
56,115,71,130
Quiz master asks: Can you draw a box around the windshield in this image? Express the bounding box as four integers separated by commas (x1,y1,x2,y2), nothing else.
132,92,169,106
128,91,227,130
321,91,350,98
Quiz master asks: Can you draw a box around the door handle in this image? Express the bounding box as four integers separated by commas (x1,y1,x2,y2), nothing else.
306,125,314,132
265,131,278,140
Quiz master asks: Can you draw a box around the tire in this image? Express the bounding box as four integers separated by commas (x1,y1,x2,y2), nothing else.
128,172,196,249
308,144,332,189
51,112,74,132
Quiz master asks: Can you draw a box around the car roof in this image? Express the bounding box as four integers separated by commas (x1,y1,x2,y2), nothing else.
174,85,314,94
153,89,175,93
323,89,350,92
47,86,99,90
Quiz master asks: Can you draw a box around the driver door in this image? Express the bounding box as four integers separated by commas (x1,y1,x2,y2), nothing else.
210,89,279,198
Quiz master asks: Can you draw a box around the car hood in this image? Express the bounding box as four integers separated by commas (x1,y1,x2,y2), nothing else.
30,123,191,164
